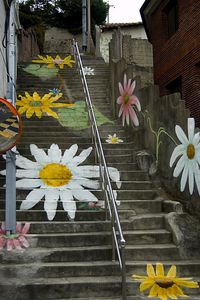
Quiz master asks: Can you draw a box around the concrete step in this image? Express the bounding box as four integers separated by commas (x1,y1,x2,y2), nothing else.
0,276,122,300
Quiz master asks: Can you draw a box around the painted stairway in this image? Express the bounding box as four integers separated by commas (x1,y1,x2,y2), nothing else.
0,54,199,300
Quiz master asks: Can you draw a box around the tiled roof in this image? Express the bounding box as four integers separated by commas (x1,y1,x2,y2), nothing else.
100,22,143,31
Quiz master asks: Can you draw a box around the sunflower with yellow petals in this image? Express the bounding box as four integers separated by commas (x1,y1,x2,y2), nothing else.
133,263,199,300
32,55,75,69
16,92,74,119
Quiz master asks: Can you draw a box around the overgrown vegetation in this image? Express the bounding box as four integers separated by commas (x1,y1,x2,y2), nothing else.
19,0,108,44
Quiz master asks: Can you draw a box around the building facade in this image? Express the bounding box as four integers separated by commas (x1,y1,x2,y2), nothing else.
141,0,200,126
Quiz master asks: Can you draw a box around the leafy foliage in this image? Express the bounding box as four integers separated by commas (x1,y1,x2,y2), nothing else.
19,0,108,31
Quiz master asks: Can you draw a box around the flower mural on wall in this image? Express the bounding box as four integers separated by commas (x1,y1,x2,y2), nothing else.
83,66,95,76
133,263,199,300
0,222,30,251
0,144,121,221
106,134,123,144
170,118,200,195
16,92,74,119
117,74,141,127
32,55,75,69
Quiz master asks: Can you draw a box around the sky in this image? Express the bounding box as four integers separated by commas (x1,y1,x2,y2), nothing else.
107,0,145,23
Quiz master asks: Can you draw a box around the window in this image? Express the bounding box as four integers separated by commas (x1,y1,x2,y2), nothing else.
164,0,179,38
166,76,182,96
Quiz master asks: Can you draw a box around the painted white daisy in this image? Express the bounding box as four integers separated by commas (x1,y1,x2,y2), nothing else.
169,118,200,195
83,66,95,76
0,144,121,221
106,134,123,144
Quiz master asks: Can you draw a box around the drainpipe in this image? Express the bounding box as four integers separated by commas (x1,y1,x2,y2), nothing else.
82,0,87,51
5,0,19,233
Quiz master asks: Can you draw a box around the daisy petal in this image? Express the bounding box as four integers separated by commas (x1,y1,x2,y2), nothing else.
16,169,39,178
71,147,93,166
16,178,42,189
72,189,98,202
180,162,189,192
16,155,41,170
61,144,78,164
173,155,186,177
187,118,195,143
108,167,121,188
44,189,59,221
170,144,185,167
20,188,45,210
188,161,194,194
60,190,76,220
30,144,50,165
175,125,189,145
48,144,62,163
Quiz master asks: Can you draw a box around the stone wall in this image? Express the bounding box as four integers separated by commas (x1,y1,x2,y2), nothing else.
96,24,147,63
108,30,200,220
18,28,40,62
0,1,7,98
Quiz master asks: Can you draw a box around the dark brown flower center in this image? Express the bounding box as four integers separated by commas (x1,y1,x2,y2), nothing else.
156,280,174,288
187,144,195,159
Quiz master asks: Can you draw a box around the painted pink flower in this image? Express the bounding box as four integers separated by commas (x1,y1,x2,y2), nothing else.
117,74,141,126
0,222,30,251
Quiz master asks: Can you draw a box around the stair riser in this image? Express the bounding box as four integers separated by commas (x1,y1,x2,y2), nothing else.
0,282,121,300
26,232,171,248
0,264,120,279
0,210,134,222
0,198,160,212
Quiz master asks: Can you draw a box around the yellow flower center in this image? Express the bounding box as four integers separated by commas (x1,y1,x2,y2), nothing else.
30,101,42,107
155,279,174,288
110,137,119,144
187,144,195,159
39,163,72,187
124,95,129,104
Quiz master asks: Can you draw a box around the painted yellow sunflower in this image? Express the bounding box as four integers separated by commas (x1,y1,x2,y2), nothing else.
16,92,74,119
32,55,75,69
132,263,199,300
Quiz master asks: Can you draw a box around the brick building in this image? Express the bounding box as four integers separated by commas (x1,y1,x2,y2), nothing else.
140,0,200,126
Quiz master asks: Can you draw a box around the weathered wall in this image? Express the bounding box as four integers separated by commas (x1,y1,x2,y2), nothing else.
0,1,7,98
18,28,40,62
150,0,200,127
108,30,200,220
44,27,95,54
97,25,147,63
122,36,153,67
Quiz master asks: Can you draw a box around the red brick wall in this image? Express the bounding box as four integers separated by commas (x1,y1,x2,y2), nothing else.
150,0,200,126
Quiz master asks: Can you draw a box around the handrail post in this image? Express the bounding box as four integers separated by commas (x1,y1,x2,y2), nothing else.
121,242,127,300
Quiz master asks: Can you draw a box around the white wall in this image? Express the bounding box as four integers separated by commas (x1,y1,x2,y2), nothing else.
0,1,7,98
99,25,147,63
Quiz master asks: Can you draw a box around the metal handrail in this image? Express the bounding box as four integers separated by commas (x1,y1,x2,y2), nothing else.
72,40,127,300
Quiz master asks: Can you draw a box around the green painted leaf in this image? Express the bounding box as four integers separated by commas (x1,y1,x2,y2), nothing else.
22,64,59,79
57,101,113,130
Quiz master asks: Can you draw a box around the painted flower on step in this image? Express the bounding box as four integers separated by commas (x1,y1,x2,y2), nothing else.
16,92,74,119
170,118,200,195
117,74,141,127
0,222,30,251
83,66,95,76
0,144,121,221
32,55,75,69
106,134,123,144
133,263,199,300
48,88,61,96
